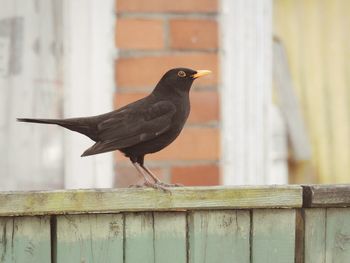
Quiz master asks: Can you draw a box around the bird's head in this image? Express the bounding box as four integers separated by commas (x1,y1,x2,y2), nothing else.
153,68,211,96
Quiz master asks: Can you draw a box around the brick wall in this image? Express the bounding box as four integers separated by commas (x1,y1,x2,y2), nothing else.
114,0,220,187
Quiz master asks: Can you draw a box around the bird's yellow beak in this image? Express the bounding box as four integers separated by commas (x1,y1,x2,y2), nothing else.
192,70,212,79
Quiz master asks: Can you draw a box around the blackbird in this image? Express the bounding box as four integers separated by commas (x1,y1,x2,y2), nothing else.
17,68,211,190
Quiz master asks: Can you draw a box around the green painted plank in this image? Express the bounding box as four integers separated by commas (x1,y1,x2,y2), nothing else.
304,208,326,263
0,185,303,216
56,214,123,263
188,210,250,263
325,208,350,262
0,216,50,263
153,212,186,263
252,209,296,263
124,212,154,263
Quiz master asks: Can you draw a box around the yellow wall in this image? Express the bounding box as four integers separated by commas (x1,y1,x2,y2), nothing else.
274,0,350,183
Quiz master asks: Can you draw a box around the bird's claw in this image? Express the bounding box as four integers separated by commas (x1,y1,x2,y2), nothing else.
145,181,171,192
129,181,171,192
157,182,183,187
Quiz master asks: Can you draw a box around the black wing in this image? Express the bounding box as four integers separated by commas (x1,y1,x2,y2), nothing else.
81,100,176,156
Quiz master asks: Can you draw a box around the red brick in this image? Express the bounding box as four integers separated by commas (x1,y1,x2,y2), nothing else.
171,164,220,186
116,54,218,88
117,0,218,13
116,127,220,162
115,164,164,187
116,19,164,50
114,91,219,123
149,127,219,161
189,91,219,123
170,19,218,50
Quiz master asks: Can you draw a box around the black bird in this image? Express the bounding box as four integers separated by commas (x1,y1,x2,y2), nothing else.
17,68,211,190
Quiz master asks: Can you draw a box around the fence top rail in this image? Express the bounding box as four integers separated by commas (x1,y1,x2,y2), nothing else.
0,185,302,216
2,184,350,216
302,184,350,208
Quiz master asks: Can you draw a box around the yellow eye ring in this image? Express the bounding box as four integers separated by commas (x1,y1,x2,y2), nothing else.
177,71,186,77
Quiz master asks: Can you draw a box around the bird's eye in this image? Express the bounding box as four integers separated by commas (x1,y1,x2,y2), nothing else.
177,71,186,78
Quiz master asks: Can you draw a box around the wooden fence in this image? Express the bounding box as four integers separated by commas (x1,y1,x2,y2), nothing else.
0,185,350,262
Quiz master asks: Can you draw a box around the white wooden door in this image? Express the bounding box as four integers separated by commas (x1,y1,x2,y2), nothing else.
0,0,115,190
0,0,64,190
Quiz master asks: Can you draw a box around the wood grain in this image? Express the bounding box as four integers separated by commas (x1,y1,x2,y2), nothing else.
0,216,50,263
153,212,186,263
124,212,154,263
55,214,123,263
0,186,302,216
188,210,250,263
304,208,326,263
221,0,273,184
303,185,350,207
325,208,350,263
251,209,296,263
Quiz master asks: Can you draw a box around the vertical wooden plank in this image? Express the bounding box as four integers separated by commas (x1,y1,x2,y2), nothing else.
325,208,350,262
124,212,154,263
304,208,326,263
188,210,250,263
252,209,296,263
221,0,273,185
56,214,123,263
0,216,50,263
153,212,186,263
62,0,115,189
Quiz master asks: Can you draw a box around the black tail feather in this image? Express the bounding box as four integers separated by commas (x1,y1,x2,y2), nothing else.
17,118,63,125
17,117,98,141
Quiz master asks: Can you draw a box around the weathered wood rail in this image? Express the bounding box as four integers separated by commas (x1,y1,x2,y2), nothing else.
0,185,349,263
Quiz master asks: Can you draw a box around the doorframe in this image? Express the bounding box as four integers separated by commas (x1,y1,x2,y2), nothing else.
62,0,116,188
220,0,275,184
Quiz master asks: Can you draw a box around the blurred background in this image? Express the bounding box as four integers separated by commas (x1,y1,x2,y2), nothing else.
0,0,349,190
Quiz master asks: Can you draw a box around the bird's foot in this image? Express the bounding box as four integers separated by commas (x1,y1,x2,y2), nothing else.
157,182,183,187
129,181,171,192
143,181,171,192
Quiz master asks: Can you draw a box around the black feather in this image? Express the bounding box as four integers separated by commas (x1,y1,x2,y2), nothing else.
18,68,204,165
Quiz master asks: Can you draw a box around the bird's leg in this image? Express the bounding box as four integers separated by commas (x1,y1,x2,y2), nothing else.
131,162,154,185
131,162,169,191
139,164,162,183
141,164,183,187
